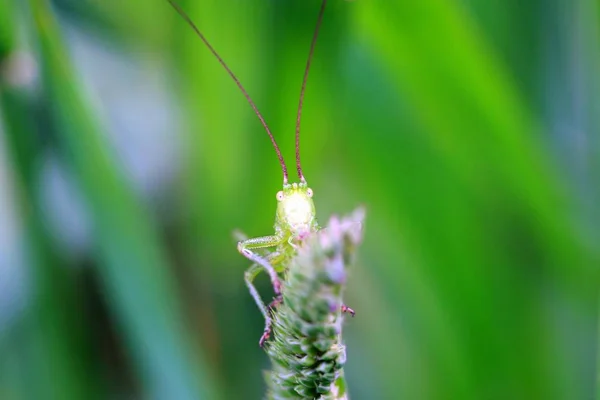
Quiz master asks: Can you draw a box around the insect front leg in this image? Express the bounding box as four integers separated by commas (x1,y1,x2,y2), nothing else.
238,235,284,346
244,263,269,317
245,259,285,347
238,235,284,295
244,263,273,346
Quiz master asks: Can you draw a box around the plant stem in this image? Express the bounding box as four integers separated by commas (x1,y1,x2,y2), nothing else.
265,208,365,400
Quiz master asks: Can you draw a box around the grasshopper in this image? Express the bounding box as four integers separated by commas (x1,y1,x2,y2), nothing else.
167,0,353,346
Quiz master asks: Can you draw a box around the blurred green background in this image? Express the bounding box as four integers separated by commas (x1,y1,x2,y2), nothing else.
0,0,599,399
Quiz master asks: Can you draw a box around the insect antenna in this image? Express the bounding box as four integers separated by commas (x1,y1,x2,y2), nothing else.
295,0,328,183
166,0,289,183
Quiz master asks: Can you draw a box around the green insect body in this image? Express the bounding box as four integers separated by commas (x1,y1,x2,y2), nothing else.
166,0,350,346
237,181,319,345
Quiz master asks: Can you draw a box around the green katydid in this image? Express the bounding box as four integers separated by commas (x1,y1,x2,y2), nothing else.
167,0,354,347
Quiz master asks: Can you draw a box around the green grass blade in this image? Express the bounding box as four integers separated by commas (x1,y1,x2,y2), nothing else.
26,0,216,398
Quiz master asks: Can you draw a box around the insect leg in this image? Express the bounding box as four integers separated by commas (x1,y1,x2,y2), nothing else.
244,263,269,318
238,235,284,295
341,304,355,317
244,262,277,347
264,250,285,319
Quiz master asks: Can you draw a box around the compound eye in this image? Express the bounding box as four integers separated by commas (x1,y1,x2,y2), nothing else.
306,188,313,198
276,191,284,201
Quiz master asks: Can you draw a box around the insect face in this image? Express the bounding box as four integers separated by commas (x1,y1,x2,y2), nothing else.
276,182,316,238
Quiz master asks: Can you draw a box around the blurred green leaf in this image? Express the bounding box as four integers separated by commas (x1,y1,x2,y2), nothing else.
25,0,217,398
0,0,596,398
